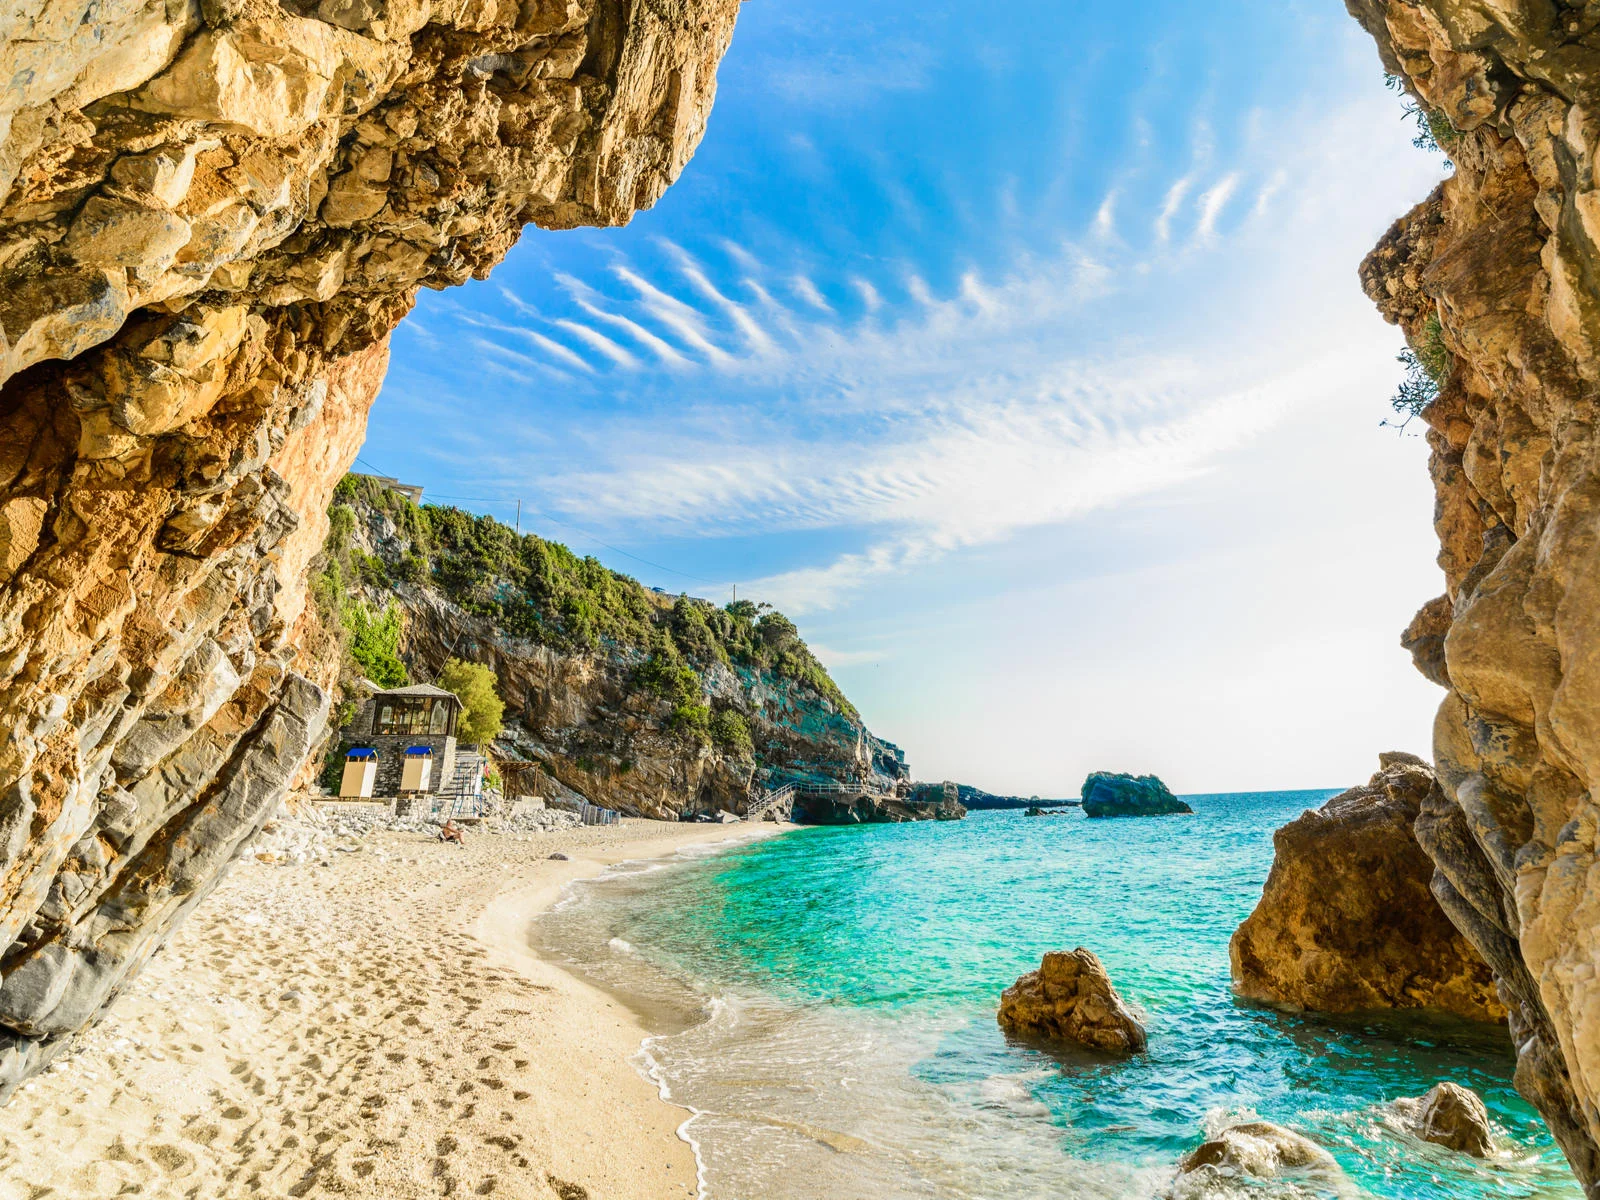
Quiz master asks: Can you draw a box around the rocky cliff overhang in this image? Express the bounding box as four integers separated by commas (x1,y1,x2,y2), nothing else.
1347,1,1600,1192
0,0,740,1095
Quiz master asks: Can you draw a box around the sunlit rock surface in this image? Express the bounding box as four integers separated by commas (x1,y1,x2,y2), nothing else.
1347,0,1600,1189
1393,1081,1495,1158
997,947,1147,1054
0,0,739,1093
1229,753,1503,1023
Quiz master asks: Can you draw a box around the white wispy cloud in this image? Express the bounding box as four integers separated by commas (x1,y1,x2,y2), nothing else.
791,274,833,312
553,319,639,370
852,277,883,313
400,86,1437,616
1155,175,1193,241
614,265,736,368
1195,173,1240,242
1093,189,1118,240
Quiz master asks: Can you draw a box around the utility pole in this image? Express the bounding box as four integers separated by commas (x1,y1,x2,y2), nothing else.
515,498,521,536
732,583,737,605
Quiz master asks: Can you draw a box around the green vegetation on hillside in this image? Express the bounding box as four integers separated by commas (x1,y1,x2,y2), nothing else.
318,474,857,719
438,657,505,747
311,503,409,688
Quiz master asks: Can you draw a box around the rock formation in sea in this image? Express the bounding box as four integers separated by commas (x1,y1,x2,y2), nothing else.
996,948,1147,1054
1080,771,1192,818
909,781,1076,810
1346,3,1600,1186
1173,1121,1344,1191
1229,754,1503,1023
1393,1082,1495,1158
0,0,741,1094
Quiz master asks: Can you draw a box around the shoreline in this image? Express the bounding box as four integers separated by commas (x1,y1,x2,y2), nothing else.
0,813,790,1200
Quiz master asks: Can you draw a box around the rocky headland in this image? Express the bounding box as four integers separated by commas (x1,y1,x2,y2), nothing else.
323,479,926,823
1346,2,1600,1186
0,0,742,1093
1081,771,1192,818
1230,754,1504,1023
910,781,1077,811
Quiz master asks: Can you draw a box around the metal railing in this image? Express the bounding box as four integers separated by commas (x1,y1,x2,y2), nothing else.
746,778,931,821
745,782,796,820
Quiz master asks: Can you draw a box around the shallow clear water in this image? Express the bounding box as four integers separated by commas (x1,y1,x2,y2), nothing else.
536,795,1582,1199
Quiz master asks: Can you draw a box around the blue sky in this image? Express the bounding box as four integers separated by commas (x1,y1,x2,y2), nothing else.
363,0,1451,794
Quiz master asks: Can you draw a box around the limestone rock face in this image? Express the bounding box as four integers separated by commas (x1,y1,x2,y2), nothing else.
1347,3,1600,1188
0,0,740,1095
997,948,1147,1054
1230,754,1503,1023
1080,771,1192,818
1393,1081,1494,1158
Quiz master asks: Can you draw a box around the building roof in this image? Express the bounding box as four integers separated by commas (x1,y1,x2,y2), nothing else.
374,683,461,702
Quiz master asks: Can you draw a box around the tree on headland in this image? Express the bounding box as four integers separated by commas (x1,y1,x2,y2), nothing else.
438,658,504,747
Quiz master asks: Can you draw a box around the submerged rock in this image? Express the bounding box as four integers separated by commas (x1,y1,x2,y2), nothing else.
1229,755,1503,1023
1174,1120,1344,1193
1080,772,1192,818
1393,1082,1494,1158
997,948,1147,1054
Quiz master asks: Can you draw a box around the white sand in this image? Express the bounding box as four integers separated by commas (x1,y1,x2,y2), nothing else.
0,816,786,1199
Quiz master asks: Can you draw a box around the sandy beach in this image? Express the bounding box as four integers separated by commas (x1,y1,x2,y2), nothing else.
0,812,787,1200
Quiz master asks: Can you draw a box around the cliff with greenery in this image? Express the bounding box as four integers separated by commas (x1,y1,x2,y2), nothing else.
313,476,908,817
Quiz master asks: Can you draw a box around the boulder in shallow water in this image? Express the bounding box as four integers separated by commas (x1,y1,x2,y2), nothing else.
1393,1082,1494,1157
1175,1120,1342,1186
1228,754,1504,1023
1080,772,1192,818
997,948,1147,1053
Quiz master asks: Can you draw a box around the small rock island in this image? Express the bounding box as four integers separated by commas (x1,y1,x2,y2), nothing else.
997,948,1147,1054
1080,772,1193,818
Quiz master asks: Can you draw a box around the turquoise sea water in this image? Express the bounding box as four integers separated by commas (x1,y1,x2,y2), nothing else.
537,794,1582,1199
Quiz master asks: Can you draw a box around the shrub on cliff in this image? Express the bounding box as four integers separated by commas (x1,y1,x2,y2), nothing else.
1389,314,1451,429
670,702,712,745
344,599,408,688
437,658,504,747
711,709,754,758
639,649,700,705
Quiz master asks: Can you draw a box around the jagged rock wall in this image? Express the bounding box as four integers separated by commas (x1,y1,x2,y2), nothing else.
1347,2,1600,1191
0,0,739,1094
1230,753,1504,1023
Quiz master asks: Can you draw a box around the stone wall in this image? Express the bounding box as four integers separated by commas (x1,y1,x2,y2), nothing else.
0,0,741,1095
1346,2,1600,1191
367,734,458,796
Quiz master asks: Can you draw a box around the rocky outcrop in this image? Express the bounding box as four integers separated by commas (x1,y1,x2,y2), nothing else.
1230,754,1504,1023
1174,1121,1343,1191
333,488,918,821
0,0,740,1095
996,948,1147,1054
1393,1082,1494,1158
909,781,1076,810
1080,772,1191,818
1346,3,1600,1189
788,787,965,825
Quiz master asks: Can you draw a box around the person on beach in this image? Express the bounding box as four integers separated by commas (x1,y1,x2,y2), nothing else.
438,820,465,845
